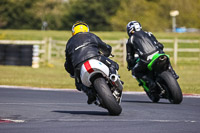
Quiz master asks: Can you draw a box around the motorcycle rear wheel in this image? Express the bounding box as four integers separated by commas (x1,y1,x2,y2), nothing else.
159,71,183,104
93,77,122,115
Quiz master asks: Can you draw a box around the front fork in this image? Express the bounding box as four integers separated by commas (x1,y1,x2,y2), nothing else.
155,80,166,98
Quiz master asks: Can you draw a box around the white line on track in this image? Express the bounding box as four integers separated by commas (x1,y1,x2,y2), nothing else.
0,103,84,105
0,119,25,123
1,118,197,123
1,85,200,98
0,85,78,92
123,91,200,98
41,118,198,123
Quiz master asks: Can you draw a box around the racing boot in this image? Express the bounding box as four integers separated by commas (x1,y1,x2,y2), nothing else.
75,81,82,91
81,85,96,104
172,70,179,79
140,75,156,91
86,89,96,104
120,80,124,85
169,65,179,79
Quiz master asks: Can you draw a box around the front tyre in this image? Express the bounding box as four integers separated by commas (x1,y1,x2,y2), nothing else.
159,71,183,104
93,77,122,115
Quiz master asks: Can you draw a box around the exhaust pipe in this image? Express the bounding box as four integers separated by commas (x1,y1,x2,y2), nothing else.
110,74,123,91
159,55,167,61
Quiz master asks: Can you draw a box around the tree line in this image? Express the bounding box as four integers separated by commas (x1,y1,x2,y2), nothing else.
0,0,199,32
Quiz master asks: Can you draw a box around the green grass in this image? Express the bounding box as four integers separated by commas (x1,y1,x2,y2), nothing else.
0,59,75,89
0,58,199,94
0,30,71,40
0,30,200,94
0,30,127,41
1,29,200,41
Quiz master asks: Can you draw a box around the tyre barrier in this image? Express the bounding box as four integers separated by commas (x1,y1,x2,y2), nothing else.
0,44,39,68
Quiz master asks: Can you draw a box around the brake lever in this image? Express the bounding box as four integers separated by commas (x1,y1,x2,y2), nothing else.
110,54,115,57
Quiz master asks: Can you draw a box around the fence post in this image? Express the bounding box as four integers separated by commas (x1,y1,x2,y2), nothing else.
40,38,48,63
47,37,52,64
174,37,178,67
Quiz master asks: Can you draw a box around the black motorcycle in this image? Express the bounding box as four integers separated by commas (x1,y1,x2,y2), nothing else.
136,53,183,104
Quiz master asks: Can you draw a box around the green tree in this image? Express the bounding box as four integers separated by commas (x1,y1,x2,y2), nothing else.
111,0,165,32
63,0,120,31
167,0,200,29
0,0,199,31
111,0,200,32
0,0,69,30
33,0,69,30
0,0,40,29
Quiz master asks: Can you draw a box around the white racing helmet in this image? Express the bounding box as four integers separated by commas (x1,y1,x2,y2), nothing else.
126,21,142,36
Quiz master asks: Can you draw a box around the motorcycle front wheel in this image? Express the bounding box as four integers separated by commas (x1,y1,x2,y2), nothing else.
93,77,122,115
159,71,183,104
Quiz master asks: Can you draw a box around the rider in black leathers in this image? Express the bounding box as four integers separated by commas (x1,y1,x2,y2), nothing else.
64,21,119,104
126,21,178,89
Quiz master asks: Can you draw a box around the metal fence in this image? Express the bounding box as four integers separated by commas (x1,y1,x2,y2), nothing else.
0,38,199,67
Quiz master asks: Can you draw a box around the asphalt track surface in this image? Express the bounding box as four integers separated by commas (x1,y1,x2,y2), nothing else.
0,86,200,133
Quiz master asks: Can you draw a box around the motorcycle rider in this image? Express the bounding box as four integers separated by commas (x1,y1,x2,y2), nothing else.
64,21,119,104
126,21,179,90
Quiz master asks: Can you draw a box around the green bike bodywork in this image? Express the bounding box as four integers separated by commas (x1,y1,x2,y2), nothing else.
147,53,169,71
137,53,170,92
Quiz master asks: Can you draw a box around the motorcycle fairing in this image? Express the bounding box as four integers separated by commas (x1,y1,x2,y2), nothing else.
147,53,169,71
80,59,109,87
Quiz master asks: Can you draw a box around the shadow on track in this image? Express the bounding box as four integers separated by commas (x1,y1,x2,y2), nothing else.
52,110,109,116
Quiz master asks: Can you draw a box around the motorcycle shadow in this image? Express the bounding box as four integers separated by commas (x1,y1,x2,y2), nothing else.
122,100,170,104
52,110,109,116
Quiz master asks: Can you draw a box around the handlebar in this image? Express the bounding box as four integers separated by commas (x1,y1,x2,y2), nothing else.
110,54,115,57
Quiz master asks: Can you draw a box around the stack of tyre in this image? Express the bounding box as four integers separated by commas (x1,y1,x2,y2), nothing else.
0,44,33,66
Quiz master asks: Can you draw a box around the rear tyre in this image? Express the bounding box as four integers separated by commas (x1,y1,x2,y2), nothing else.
93,77,122,115
159,71,183,104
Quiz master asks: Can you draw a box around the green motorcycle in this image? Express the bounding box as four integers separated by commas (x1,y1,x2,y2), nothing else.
137,53,183,104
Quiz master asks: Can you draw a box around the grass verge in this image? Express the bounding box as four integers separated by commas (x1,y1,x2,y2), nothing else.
0,59,199,94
